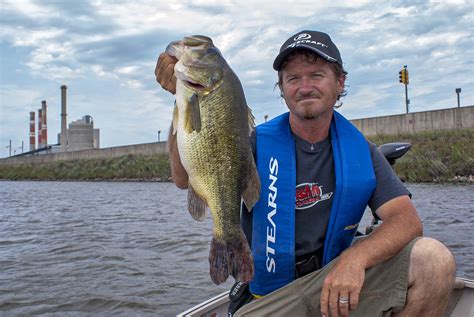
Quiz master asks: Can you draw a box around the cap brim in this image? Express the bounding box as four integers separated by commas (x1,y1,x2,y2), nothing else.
273,44,339,71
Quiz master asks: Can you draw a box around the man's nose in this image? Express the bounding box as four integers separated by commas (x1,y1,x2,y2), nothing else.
298,77,314,93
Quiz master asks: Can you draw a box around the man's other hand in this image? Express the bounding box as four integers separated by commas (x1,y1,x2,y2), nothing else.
320,252,365,317
155,52,178,94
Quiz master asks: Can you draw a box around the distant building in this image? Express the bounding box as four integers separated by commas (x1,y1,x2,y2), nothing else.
58,115,100,152
19,86,100,157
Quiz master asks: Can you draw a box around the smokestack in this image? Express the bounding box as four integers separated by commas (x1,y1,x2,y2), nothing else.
60,85,68,152
38,108,43,148
29,112,36,151
41,100,47,147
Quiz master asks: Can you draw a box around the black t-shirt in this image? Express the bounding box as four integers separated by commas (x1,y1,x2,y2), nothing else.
241,130,411,260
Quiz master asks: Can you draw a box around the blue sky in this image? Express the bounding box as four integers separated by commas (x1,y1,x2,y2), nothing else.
1,0,473,158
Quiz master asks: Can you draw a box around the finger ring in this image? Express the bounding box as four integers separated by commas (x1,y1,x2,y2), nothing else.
338,296,349,304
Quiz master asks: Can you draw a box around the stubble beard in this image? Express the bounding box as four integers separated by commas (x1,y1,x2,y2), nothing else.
303,108,317,120
301,104,332,120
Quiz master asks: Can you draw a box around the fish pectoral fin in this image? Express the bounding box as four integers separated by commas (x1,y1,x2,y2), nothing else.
172,101,178,135
184,93,202,133
187,185,207,221
242,157,260,212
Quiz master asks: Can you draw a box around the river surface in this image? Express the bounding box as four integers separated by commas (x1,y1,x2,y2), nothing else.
0,181,472,316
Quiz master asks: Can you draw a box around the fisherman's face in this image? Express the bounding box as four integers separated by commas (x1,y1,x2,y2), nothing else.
280,53,345,121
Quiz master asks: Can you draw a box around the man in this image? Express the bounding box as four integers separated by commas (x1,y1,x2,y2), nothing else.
155,30,456,317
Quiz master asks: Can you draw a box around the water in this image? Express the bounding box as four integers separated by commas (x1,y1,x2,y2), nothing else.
0,181,472,316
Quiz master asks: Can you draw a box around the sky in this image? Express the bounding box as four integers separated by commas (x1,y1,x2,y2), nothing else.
1,0,473,158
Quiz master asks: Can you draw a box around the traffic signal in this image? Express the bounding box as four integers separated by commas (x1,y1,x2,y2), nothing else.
399,68,409,84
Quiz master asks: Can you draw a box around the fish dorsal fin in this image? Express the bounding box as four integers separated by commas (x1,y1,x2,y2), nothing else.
187,184,207,221
247,105,256,137
184,93,202,133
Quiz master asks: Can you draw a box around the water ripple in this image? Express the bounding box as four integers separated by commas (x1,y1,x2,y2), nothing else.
0,181,471,316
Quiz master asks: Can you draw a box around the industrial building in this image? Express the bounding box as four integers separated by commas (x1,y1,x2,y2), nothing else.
18,85,100,157
57,85,100,152
61,115,100,152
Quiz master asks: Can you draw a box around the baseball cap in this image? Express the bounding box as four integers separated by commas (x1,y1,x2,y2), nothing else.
273,30,343,70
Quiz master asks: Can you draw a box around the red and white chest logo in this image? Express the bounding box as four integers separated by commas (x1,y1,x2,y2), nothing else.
295,183,333,209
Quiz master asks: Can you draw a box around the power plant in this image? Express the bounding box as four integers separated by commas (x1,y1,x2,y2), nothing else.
65,115,100,151
60,85,68,152
29,112,35,151
18,85,100,156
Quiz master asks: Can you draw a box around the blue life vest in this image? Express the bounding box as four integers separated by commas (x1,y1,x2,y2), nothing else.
250,111,376,296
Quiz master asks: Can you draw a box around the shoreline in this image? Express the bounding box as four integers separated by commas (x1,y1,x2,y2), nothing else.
1,177,472,184
1,129,472,183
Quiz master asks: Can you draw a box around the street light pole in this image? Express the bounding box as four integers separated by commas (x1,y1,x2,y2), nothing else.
455,88,461,108
404,80,409,114
399,65,410,113
158,130,161,142
403,65,409,113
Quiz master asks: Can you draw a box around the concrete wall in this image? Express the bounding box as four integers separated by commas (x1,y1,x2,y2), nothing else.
351,106,473,136
0,142,168,166
2,106,472,166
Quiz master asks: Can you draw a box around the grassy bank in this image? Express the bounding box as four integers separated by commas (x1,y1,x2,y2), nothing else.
0,129,472,183
0,154,171,181
368,128,473,182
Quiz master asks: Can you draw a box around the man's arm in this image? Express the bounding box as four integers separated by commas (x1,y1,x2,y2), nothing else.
155,52,188,189
320,195,422,317
348,195,422,266
168,123,188,189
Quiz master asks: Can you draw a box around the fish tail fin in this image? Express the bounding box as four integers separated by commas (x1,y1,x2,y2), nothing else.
209,230,254,285
242,158,260,211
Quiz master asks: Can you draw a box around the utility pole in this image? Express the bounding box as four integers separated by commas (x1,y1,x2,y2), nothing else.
399,65,410,113
455,88,461,108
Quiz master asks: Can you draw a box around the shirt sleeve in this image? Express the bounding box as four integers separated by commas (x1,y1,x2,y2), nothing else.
367,141,411,218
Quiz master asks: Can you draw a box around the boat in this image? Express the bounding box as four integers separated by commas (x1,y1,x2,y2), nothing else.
178,278,474,316
178,143,474,316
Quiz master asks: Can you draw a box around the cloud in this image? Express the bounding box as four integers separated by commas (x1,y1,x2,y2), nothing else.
1,0,473,158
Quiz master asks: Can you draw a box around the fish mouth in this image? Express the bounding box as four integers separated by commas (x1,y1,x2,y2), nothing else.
184,79,206,90
175,71,206,90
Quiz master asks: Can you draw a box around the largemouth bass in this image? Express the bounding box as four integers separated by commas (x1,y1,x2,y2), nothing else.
165,35,260,284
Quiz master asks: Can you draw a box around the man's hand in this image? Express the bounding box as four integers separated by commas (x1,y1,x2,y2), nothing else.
319,196,422,317
320,252,365,317
155,52,178,94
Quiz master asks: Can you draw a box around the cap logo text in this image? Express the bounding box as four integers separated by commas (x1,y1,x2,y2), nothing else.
294,33,311,41
287,40,329,49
